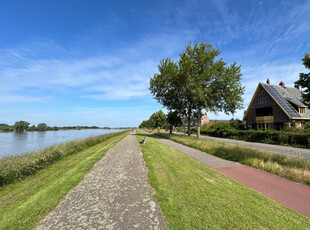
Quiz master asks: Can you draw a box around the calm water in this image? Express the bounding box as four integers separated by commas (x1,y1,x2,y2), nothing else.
0,129,122,159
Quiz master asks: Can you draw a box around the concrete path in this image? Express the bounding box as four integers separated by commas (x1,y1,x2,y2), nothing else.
37,132,167,230
152,134,310,218
174,132,310,159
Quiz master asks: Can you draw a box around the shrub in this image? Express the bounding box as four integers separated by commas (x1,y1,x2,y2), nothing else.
305,122,310,133
0,130,128,187
202,128,310,148
158,133,310,185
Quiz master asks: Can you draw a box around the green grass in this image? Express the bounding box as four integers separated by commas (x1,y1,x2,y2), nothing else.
0,131,129,230
157,133,310,186
0,130,129,187
136,132,310,229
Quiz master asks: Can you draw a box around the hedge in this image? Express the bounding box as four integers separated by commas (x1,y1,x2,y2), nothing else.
190,128,310,148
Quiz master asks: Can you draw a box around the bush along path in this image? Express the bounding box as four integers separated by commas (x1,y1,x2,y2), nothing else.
0,130,129,187
36,131,167,230
191,132,310,159
0,131,129,230
151,133,310,219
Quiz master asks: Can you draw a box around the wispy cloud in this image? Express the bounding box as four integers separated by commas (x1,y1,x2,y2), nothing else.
241,61,306,107
0,46,150,102
0,95,51,103
0,30,199,104
1,0,309,125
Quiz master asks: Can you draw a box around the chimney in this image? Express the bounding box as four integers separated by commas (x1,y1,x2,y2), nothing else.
266,79,270,84
279,81,285,88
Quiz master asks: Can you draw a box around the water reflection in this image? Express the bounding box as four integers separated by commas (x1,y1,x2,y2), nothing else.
0,129,122,159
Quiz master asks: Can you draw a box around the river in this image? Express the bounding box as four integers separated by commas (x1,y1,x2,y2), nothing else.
0,129,123,159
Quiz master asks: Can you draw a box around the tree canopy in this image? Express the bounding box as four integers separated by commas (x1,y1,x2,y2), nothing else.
149,42,244,138
13,121,30,133
295,53,310,103
167,111,183,133
139,110,167,129
37,123,48,131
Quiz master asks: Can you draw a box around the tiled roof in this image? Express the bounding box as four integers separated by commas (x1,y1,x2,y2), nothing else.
260,82,310,118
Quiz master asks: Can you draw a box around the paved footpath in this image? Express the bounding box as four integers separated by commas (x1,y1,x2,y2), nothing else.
174,132,310,159
37,132,167,230
152,134,310,218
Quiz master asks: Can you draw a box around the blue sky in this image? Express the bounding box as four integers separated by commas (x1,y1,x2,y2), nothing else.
0,0,309,127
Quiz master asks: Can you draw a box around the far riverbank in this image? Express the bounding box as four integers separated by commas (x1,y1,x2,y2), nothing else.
0,129,123,158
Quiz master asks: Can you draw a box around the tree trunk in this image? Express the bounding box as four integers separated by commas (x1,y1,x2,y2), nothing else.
197,108,201,139
187,114,191,136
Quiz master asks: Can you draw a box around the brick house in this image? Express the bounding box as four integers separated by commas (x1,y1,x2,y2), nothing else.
201,113,209,125
243,80,310,130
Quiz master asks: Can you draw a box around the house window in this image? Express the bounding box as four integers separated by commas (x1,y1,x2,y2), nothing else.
299,107,306,114
258,96,267,104
267,123,273,130
257,122,273,130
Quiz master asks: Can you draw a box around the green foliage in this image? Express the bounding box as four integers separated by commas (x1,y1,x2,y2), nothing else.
201,129,310,148
0,124,12,132
229,118,246,130
1,122,104,132
305,122,310,133
1,127,14,132
167,111,183,133
295,53,310,102
52,126,59,131
0,123,9,128
150,42,244,137
0,130,129,187
0,131,128,230
139,110,167,129
26,125,37,131
138,132,310,228
157,133,310,186
150,110,167,128
37,123,48,131
13,120,30,133
195,120,310,148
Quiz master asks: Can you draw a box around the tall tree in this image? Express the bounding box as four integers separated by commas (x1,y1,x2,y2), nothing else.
150,42,244,138
167,110,183,134
37,123,48,131
149,58,193,135
149,110,167,129
13,121,30,133
295,53,310,103
139,110,167,130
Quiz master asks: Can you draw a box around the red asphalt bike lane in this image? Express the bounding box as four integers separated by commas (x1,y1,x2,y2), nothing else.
217,166,310,218
151,134,310,219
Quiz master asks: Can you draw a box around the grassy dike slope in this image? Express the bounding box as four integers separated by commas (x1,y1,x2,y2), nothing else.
0,131,129,230
157,133,310,186
136,132,310,229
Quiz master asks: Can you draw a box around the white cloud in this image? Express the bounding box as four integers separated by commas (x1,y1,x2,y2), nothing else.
240,61,306,113
0,47,154,102
0,95,51,103
0,30,199,103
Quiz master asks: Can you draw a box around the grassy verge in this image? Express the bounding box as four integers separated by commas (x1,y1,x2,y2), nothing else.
136,132,310,229
0,131,129,230
0,130,129,187
157,133,310,186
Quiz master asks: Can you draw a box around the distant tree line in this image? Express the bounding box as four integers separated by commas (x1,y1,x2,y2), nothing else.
0,121,101,133
139,110,183,133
